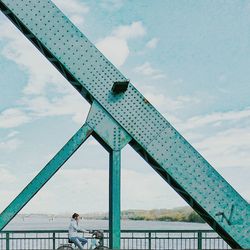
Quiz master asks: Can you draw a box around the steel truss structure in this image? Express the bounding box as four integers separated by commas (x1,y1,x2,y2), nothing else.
0,1,249,249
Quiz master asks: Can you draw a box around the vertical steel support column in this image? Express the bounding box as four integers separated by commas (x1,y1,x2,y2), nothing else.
87,101,131,249
52,232,56,250
109,150,121,249
6,232,9,250
148,232,152,250
197,231,202,250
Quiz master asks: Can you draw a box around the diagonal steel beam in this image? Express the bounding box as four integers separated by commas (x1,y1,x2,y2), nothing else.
0,124,93,230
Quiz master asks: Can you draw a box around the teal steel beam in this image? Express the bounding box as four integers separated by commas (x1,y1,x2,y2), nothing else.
86,101,132,151
87,101,131,249
109,149,121,250
0,124,92,230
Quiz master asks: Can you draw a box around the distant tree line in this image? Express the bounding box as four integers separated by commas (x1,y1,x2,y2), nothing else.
124,209,204,223
77,206,206,223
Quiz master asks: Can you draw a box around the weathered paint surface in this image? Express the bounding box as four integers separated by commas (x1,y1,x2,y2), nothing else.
0,0,249,248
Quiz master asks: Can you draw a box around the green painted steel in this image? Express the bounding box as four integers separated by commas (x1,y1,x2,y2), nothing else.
5,232,9,250
87,101,132,151
198,232,202,250
87,101,131,248
0,124,93,231
109,150,121,249
0,0,249,248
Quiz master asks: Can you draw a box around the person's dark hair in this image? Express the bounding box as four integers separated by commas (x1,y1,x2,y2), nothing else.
72,213,79,219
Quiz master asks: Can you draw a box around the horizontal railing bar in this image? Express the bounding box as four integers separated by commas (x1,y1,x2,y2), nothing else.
0,229,214,233
6,236,220,239
0,233,230,250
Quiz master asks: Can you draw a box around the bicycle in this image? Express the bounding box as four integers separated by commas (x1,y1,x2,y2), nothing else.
57,230,109,250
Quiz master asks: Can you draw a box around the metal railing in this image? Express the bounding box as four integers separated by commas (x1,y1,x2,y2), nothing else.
0,229,230,249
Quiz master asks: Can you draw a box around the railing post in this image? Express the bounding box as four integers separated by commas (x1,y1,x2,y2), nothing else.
148,232,152,250
197,232,202,250
6,232,10,250
53,232,56,250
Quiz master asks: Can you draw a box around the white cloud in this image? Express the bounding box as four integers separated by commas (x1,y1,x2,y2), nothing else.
7,131,19,138
96,21,146,67
178,108,250,131
0,168,16,183
96,36,129,67
0,167,21,211
0,21,68,95
21,92,89,124
53,0,89,26
0,20,89,127
100,0,125,11
146,38,159,49
0,94,88,129
142,87,200,114
145,92,182,111
20,167,185,214
0,108,30,128
121,169,185,210
113,21,146,40
193,127,250,169
0,138,22,152
134,62,165,79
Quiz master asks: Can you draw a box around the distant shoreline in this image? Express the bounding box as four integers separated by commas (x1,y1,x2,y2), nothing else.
17,206,205,224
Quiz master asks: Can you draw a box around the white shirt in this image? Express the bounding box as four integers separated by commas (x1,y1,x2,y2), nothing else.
68,219,87,238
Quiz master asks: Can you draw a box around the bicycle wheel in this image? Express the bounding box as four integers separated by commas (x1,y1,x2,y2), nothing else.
57,246,74,250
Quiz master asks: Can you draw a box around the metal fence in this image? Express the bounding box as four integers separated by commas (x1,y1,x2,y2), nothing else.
0,229,230,250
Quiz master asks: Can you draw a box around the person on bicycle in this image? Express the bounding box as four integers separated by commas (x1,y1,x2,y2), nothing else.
68,213,89,250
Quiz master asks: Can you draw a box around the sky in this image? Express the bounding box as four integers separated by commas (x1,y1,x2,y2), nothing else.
0,0,250,215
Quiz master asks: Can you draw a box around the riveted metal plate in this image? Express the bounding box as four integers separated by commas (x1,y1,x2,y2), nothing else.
87,101,131,150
